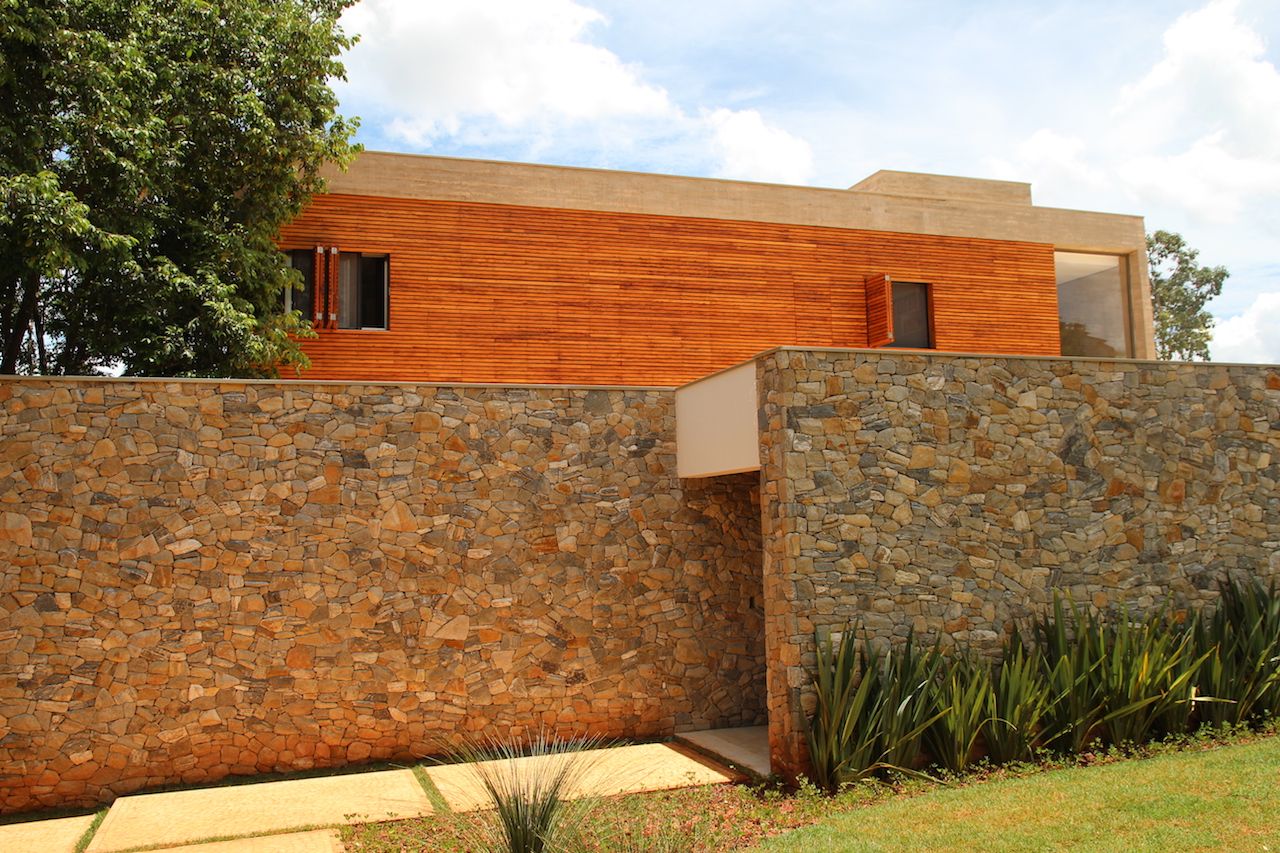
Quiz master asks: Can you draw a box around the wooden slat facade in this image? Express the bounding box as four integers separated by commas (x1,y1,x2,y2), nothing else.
864,273,894,348
277,193,1061,386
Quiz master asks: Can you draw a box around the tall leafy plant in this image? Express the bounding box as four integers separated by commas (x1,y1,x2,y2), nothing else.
1093,607,1209,745
805,626,945,791
985,635,1051,764
1193,577,1280,726
1035,597,1105,753
925,650,992,773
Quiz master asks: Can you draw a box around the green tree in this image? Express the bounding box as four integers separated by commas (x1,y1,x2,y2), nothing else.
1,0,358,377
1147,230,1228,362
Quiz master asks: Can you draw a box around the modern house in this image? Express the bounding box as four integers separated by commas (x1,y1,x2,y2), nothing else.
20,154,1272,816
278,152,1155,385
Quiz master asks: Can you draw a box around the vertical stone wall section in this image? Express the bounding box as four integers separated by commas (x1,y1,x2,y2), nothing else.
0,379,765,813
759,349,1280,777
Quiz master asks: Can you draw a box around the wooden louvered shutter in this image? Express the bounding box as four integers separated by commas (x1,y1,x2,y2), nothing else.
865,273,895,347
326,246,340,328
312,246,325,325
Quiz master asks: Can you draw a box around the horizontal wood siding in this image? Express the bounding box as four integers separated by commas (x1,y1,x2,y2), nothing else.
864,273,894,347
278,194,1061,385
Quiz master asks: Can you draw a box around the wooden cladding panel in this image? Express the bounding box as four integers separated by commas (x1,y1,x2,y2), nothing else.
277,194,1061,385
864,273,894,348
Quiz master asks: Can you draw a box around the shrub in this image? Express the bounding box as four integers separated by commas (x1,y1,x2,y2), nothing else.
806,626,945,792
1092,606,1208,745
805,581,1280,791
925,649,992,773
1193,577,1280,726
453,731,605,853
984,634,1050,765
1035,597,1106,753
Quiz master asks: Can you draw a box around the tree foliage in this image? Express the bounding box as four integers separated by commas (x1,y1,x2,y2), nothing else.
0,0,358,377
1147,230,1228,362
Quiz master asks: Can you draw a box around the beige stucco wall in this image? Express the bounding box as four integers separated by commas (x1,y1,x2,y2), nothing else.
675,362,761,478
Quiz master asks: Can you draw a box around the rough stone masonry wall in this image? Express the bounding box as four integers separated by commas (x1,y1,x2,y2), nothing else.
0,379,765,813
758,349,1280,777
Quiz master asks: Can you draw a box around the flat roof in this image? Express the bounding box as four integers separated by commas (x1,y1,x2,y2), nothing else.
320,151,1147,255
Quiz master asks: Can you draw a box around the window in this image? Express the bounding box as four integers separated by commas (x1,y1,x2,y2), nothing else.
337,252,388,330
1055,252,1132,357
285,250,317,322
885,282,932,349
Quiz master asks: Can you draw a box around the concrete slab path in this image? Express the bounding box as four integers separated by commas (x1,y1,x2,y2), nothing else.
151,828,344,852
425,742,739,813
86,770,429,853
0,812,97,853
676,725,771,778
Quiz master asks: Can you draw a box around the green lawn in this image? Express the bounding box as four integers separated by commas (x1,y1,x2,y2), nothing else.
755,737,1280,852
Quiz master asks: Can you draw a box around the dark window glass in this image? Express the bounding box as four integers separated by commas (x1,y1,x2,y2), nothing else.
359,255,388,329
336,252,389,330
286,250,316,322
887,282,931,348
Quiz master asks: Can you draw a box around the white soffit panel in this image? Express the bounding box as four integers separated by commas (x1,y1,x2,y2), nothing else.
675,361,760,478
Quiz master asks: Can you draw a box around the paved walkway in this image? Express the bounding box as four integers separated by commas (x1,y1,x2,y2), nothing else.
0,739,741,853
676,725,771,778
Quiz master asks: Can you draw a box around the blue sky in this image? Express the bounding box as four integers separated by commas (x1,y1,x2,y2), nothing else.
335,0,1280,361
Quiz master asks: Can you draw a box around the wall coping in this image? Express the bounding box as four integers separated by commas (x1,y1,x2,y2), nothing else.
5,346,1277,396
0,374,675,393
675,347,1280,389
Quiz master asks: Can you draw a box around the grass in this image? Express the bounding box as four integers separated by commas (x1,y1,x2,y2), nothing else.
341,726,1280,852
74,809,107,853
755,734,1280,852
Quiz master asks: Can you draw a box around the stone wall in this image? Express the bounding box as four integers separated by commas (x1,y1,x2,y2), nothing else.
758,349,1280,777
0,379,765,813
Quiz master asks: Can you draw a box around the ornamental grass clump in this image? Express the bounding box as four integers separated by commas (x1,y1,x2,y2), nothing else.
806,626,945,792
804,576,1280,793
984,635,1050,765
453,730,606,853
925,650,992,774
1092,606,1210,745
1192,577,1280,727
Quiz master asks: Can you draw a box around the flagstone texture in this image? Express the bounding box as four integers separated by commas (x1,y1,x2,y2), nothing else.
0,379,765,813
758,349,1280,778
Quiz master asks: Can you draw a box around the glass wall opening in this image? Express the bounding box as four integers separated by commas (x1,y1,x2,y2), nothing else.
1055,252,1132,357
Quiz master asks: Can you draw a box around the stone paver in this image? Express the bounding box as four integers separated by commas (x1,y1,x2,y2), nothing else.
0,813,96,853
676,725,770,778
425,742,738,812
86,770,428,853
150,828,344,852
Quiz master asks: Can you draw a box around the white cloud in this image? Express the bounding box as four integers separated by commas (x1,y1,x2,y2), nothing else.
341,0,670,144
338,0,813,183
705,108,814,184
987,0,1280,222
1210,292,1280,363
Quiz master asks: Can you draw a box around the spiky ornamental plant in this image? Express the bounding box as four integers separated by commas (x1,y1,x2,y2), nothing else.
1193,577,1280,727
805,625,946,792
984,633,1051,765
1036,597,1107,753
1093,606,1210,745
925,649,993,774
453,730,606,853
